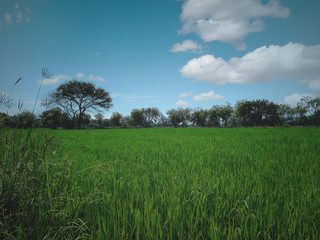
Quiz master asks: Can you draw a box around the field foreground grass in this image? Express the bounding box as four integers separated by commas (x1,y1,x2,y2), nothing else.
1,127,320,239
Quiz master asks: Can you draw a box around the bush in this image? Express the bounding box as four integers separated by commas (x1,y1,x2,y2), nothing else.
15,111,36,128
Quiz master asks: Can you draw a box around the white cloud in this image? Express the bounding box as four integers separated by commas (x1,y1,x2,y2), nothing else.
96,52,101,55
2,6,31,27
37,73,106,85
179,0,290,49
178,92,193,98
283,93,315,107
180,42,320,91
86,74,106,82
110,92,123,98
77,73,106,82
111,92,156,102
170,40,203,53
38,74,71,86
16,11,23,24
77,72,85,78
123,94,153,100
176,100,190,106
306,80,320,92
193,90,224,101
4,13,13,24
25,8,31,22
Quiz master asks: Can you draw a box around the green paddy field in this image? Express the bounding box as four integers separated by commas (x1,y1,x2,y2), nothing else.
1,127,320,239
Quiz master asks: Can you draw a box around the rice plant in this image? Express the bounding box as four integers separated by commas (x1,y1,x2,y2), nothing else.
24,127,319,240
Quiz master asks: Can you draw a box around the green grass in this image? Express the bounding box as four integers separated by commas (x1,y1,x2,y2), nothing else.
1,127,320,239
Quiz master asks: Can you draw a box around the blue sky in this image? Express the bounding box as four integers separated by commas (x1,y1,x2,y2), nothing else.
1,0,320,118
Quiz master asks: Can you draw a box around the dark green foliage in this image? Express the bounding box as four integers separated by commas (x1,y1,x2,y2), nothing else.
207,107,220,127
298,96,320,126
131,109,144,127
129,108,163,127
15,111,36,129
110,112,122,127
166,108,191,127
141,107,162,127
235,99,280,127
44,80,112,128
40,107,74,129
0,129,76,239
0,113,14,128
94,113,104,128
190,108,208,127
210,103,234,127
217,103,234,127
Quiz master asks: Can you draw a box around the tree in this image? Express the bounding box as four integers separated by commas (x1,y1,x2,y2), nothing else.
15,111,36,129
166,108,191,127
40,108,74,129
121,115,134,128
142,107,162,127
166,109,181,127
308,97,320,116
235,99,280,127
43,80,112,128
207,107,220,127
158,114,168,127
110,112,122,127
191,108,208,127
298,96,320,125
94,113,104,128
309,97,320,126
277,104,293,125
0,112,14,128
180,108,191,127
77,113,91,128
40,107,69,129
131,109,144,127
217,103,233,127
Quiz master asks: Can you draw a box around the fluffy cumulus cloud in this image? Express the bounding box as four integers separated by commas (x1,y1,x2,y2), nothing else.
283,93,315,107
39,73,106,85
86,74,106,82
77,72,85,78
303,80,320,92
2,4,31,28
180,42,320,91
4,13,13,24
178,92,193,98
170,40,203,53
77,73,106,82
111,92,155,100
176,99,190,106
179,0,290,49
193,90,224,101
39,74,71,86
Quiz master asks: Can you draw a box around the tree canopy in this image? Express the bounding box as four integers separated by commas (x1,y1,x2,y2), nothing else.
43,80,112,128
235,99,280,127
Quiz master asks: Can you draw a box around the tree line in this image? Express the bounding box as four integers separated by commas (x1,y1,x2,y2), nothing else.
1,79,319,129
109,97,320,128
1,96,319,129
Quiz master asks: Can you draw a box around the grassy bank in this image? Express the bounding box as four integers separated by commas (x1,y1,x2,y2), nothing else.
1,128,320,239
